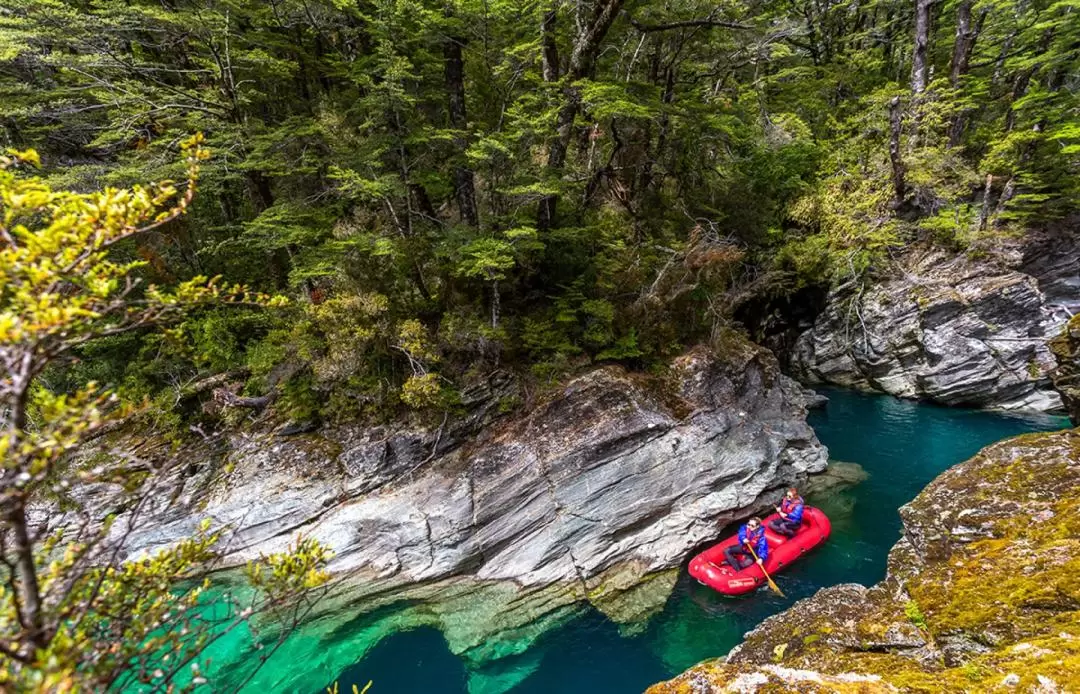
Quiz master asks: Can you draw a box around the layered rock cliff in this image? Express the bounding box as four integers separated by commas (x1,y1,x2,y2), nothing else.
791,236,1079,412
648,427,1080,694
92,338,828,692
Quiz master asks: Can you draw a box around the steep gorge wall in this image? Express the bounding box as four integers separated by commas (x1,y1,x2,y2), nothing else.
791,233,1080,412
79,337,828,691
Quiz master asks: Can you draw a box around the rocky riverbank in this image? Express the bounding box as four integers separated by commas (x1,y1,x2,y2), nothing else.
90,337,828,691
791,234,1079,412
648,427,1080,693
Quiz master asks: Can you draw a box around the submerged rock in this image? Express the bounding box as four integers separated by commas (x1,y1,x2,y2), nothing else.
106,339,828,691
801,460,868,498
792,241,1079,412
648,427,1080,693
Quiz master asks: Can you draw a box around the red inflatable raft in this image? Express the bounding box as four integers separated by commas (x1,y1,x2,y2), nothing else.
689,507,831,595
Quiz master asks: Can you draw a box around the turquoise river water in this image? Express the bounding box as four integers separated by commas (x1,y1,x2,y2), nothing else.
216,388,1069,693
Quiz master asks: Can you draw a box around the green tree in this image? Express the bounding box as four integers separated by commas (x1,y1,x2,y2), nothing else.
0,139,328,691
0,0,1076,417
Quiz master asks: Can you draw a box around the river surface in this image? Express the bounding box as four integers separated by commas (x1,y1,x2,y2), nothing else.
236,389,1069,693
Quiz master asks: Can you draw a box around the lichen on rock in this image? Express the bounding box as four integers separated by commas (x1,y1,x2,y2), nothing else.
648,428,1080,694
1050,314,1080,425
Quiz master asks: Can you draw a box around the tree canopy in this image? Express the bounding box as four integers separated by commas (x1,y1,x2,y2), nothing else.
0,138,330,691
1,0,1076,419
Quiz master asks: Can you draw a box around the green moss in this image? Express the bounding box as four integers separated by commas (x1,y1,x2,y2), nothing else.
497,394,522,414
904,600,926,629
961,662,986,681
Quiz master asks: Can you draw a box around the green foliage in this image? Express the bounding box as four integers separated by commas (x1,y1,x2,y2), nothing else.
456,238,517,281
0,0,1075,679
0,0,1075,417
905,600,928,629
0,146,329,689
400,372,442,409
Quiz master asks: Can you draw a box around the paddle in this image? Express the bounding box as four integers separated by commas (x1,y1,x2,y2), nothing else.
746,542,785,597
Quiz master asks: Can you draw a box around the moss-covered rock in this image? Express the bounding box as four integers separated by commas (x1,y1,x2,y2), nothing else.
1050,314,1080,424
648,428,1080,693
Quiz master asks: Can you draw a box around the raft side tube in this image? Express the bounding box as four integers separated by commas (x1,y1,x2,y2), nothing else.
688,506,831,596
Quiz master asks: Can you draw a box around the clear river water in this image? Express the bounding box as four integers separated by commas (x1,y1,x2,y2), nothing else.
220,388,1069,694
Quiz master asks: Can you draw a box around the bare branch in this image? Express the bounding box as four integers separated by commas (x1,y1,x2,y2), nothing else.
629,17,753,33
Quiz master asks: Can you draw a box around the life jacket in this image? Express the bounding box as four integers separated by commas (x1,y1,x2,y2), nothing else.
744,525,768,561
781,496,805,524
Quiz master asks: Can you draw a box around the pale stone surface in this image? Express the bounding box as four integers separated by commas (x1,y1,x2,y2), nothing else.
120,343,827,590
792,242,1079,412
91,340,828,687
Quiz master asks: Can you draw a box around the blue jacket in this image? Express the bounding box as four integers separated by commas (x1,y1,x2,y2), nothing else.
781,497,804,524
738,525,768,561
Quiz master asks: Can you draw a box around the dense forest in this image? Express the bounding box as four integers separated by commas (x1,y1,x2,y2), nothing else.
3,0,1078,425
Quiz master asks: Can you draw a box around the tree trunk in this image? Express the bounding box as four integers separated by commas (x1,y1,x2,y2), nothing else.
888,96,906,206
537,4,562,231
993,176,1016,224
410,182,438,223
1004,75,1030,133
246,169,275,212
641,66,675,192
541,5,560,82
536,0,625,231
947,2,986,147
3,379,46,653
911,0,933,94
537,96,577,231
949,0,973,86
1004,29,1054,132
444,4,478,227
992,32,1016,88
246,169,294,289
8,503,46,652
977,173,993,231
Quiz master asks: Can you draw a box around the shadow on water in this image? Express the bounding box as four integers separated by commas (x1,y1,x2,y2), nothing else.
332,627,468,694
318,387,1069,694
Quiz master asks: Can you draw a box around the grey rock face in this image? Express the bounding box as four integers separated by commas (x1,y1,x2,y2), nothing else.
107,341,827,689
792,244,1076,411
124,343,827,590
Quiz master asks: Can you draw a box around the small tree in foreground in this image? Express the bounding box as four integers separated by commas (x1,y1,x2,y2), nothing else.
0,138,329,691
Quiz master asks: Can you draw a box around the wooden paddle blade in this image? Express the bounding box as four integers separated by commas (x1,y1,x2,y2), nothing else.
745,543,783,596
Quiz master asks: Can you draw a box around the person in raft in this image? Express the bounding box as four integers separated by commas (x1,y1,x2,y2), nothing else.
769,487,805,538
724,517,767,572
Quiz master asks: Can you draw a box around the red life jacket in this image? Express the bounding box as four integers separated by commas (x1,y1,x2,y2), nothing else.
781,496,803,515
